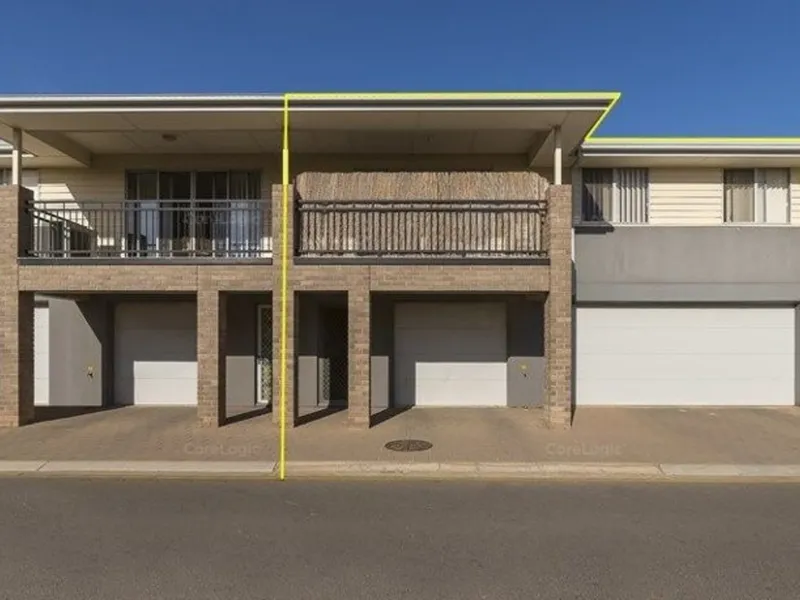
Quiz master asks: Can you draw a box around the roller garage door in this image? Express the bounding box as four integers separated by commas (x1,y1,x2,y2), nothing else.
114,302,197,406
394,302,507,407
576,307,795,406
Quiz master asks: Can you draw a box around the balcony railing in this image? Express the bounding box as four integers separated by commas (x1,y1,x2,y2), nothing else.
295,200,548,260
25,199,272,260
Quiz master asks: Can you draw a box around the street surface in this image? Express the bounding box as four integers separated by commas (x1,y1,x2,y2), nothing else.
0,479,797,599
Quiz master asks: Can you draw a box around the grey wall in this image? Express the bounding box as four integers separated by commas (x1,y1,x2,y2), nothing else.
506,297,545,407
296,293,321,412
49,297,112,407
370,295,393,415
576,226,800,303
295,293,349,414
226,294,270,407
49,294,267,408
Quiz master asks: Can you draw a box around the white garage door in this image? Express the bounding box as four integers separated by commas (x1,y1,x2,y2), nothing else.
577,307,795,406
115,302,197,406
394,302,507,407
34,305,49,406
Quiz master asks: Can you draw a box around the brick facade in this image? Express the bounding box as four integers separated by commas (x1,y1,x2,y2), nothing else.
0,186,34,427
271,183,295,426
347,281,371,427
197,288,227,426
544,185,573,428
284,173,574,429
11,175,574,430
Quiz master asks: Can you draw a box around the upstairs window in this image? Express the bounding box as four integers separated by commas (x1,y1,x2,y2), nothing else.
723,168,789,224
582,168,649,223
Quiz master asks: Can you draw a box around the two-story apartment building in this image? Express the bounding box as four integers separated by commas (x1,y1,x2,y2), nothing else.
0,93,797,431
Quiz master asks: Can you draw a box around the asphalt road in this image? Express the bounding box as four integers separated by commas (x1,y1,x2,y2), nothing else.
0,479,797,599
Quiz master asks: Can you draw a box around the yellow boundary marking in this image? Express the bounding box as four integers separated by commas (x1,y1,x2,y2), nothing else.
274,89,800,479
278,95,289,481
286,91,619,101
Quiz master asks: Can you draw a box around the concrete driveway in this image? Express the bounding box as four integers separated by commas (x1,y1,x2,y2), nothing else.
0,405,797,465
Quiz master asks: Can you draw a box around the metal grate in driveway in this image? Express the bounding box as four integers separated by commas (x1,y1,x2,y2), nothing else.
384,439,433,452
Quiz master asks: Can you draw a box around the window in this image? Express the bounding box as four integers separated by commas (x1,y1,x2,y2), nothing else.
581,168,649,223
124,170,262,255
724,168,789,224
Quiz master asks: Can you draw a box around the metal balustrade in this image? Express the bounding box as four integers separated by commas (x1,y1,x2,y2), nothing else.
25,199,272,259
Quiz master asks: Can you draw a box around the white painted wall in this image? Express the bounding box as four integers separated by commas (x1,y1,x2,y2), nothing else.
33,305,49,406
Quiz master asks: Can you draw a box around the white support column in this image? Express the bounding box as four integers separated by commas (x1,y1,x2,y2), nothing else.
553,125,562,185
11,128,22,185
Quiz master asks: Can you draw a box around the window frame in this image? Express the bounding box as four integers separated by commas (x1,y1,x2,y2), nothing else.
723,167,791,225
580,167,650,224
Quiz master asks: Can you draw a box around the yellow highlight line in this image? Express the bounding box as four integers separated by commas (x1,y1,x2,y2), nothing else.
278,94,289,481
585,92,621,140
285,91,620,101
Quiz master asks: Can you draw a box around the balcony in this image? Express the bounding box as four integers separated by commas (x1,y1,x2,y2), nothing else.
294,199,549,263
24,199,272,261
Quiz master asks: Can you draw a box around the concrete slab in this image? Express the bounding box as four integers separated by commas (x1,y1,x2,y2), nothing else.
0,406,798,475
0,461,46,473
38,461,276,476
661,464,800,478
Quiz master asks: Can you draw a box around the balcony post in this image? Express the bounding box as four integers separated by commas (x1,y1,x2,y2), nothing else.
11,128,22,186
553,125,562,185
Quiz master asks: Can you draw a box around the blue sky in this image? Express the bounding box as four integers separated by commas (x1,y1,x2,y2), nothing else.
2,0,797,136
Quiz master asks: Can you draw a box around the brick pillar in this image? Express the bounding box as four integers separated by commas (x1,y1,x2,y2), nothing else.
347,284,371,428
545,184,573,428
272,183,295,426
197,289,227,426
0,186,34,427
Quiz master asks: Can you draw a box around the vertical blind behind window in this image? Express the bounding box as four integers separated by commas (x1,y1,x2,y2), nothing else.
582,168,648,223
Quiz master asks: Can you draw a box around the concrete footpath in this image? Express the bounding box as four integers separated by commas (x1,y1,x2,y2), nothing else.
0,406,798,481
3,459,800,481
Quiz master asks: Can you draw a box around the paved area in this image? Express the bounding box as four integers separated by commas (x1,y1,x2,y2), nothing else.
0,406,275,461
0,405,798,465
0,479,798,599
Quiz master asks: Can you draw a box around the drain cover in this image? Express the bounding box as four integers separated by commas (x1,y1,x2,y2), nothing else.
384,439,433,452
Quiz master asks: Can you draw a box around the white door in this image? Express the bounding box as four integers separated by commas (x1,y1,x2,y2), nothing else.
114,302,197,406
394,302,507,407
576,307,795,406
34,305,49,406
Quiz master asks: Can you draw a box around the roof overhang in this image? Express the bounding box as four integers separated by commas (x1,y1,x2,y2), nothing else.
0,92,618,169
580,137,800,168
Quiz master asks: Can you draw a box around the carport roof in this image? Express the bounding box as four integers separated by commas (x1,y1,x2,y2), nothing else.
0,92,618,168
